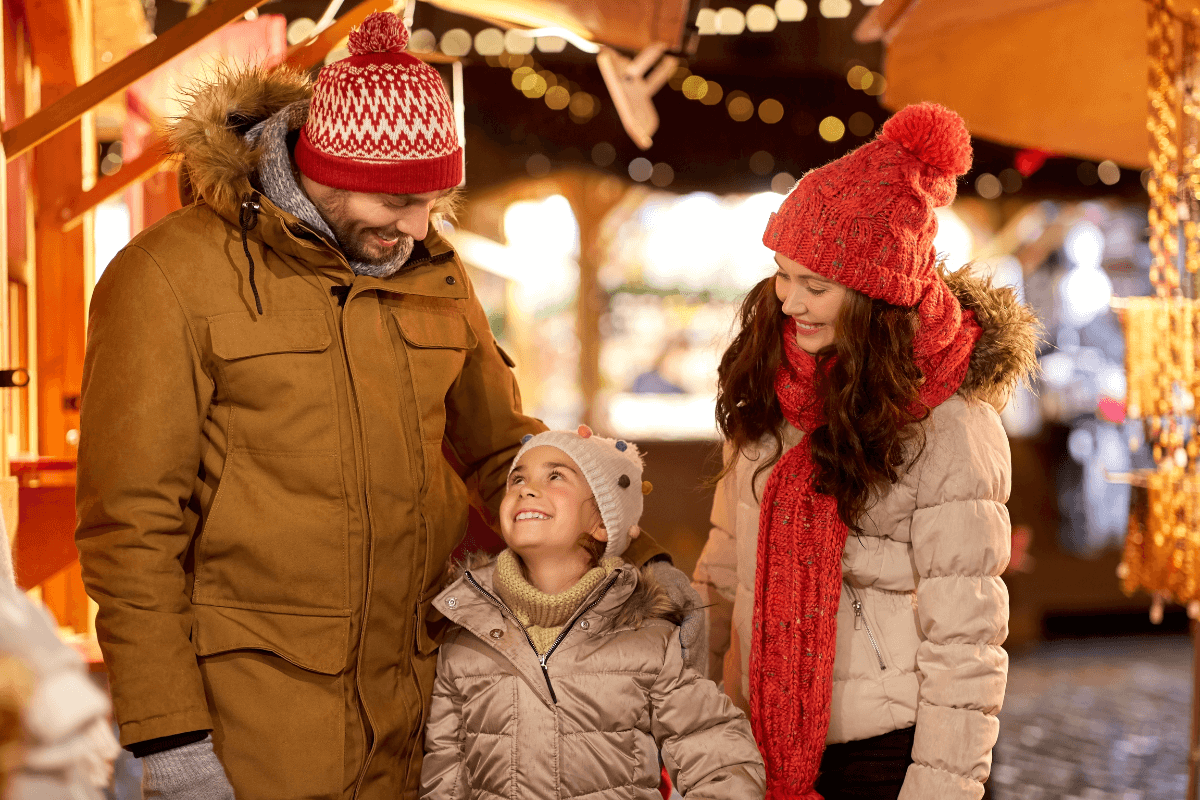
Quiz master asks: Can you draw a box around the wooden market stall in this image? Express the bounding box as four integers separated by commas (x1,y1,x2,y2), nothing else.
0,0,704,659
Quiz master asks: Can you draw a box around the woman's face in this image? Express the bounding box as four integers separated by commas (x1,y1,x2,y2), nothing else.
773,253,850,354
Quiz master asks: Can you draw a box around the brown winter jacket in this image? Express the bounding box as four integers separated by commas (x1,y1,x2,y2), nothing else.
693,271,1040,800
75,66,664,800
420,557,765,799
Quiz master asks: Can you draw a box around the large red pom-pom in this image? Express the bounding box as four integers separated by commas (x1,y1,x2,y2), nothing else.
348,11,409,55
880,102,972,177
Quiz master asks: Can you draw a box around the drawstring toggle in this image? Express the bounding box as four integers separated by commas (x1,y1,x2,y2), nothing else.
239,193,264,316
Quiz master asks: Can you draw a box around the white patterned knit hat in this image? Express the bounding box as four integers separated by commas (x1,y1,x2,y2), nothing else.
295,11,462,194
511,426,650,558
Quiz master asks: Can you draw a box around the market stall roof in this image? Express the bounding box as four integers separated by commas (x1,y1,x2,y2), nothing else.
855,0,1200,169
422,0,699,53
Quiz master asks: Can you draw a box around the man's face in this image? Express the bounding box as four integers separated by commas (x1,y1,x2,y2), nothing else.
299,174,448,266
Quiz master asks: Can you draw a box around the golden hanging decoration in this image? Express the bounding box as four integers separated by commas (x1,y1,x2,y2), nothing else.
1118,1,1200,609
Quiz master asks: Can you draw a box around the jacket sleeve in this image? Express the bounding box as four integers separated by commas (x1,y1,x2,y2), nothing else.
651,628,765,799
901,401,1011,800
691,446,739,685
443,271,545,524
419,635,467,800
75,245,215,747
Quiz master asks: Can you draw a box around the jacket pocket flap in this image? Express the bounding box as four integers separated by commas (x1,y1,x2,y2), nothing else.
394,308,478,350
209,313,331,360
192,604,349,675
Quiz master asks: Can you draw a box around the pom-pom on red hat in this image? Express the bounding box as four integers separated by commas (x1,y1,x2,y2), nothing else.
763,102,973,307
295,11,462,195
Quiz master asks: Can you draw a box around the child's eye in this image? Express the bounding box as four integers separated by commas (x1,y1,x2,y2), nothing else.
775,272,788,281
509,476,524,486
548,470,563,480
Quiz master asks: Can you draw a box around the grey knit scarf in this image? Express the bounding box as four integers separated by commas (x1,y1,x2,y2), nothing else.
245,101,413,278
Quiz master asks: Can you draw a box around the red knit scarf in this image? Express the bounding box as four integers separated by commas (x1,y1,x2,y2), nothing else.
749,279,983,799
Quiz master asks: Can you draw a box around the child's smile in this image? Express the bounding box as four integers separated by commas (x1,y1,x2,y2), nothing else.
500,446,606,585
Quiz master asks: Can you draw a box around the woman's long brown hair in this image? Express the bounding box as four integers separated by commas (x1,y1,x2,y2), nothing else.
714,277,928,531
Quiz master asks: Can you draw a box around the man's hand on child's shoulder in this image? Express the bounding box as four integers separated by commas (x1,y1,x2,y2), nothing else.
644,559,708,678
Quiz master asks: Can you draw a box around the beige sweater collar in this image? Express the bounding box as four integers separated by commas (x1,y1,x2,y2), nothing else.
493,549,621,629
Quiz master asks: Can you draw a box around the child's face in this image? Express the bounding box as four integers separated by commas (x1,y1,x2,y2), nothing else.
500,446,606,563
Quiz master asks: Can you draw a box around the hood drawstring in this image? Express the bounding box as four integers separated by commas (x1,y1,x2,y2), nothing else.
239,192,264,316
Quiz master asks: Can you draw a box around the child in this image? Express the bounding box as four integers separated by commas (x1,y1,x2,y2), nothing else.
420,427,765,799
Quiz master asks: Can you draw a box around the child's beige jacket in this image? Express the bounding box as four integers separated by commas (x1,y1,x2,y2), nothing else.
419,559,765,799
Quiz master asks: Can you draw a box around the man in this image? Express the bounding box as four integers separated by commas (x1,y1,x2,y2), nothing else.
76,13,689,800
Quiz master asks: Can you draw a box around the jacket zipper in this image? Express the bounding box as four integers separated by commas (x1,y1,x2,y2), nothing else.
464,571,621,705
846,583,886,671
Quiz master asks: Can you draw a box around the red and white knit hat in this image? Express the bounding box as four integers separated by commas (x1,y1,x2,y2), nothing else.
295,12,462,194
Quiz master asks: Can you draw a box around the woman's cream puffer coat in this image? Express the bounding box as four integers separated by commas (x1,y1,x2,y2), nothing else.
692,270,1040,800
421,558,766,799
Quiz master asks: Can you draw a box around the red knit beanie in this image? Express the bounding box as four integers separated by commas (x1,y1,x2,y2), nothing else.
763,102,973,307
295,12,463,194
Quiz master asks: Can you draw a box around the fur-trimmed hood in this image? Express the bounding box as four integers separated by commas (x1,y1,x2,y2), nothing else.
168,65,313,219
447,551,689,630
943,265,1043,408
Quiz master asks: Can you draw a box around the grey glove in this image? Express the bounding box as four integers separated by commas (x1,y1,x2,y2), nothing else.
141,735,235,800
644,560,708,677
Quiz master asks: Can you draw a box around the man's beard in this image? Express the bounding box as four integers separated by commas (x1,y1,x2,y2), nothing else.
329,217,415,268
312,195,415,275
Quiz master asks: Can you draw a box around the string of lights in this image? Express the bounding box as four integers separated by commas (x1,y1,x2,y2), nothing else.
394,1,866,190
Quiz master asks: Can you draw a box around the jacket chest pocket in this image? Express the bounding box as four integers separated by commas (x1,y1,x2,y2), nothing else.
392,304,477,443
208,311,338,452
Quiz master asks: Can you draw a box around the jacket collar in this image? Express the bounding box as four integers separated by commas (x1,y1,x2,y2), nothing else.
435,560,639,640
433,561,637,707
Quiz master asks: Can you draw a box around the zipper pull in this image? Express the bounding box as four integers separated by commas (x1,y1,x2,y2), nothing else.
539,655,558,704
852,598,863,630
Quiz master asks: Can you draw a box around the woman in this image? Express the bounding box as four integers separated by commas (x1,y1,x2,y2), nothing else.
692,103,1040,800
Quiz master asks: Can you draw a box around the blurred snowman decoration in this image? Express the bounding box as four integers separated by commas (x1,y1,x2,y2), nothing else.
0,508,118,797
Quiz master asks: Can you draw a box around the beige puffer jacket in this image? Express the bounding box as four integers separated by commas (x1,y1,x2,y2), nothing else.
421,558,766,799
692,271,1040,800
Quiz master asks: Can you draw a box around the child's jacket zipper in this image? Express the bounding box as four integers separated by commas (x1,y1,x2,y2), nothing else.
845,582,886,671
464,571,622,705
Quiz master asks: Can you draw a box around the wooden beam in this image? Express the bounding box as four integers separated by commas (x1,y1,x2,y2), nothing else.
60,140,174,231
24,0,77,88
29,0,89,462
852,0,917,44
4,0,270,162
1,0,9,481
